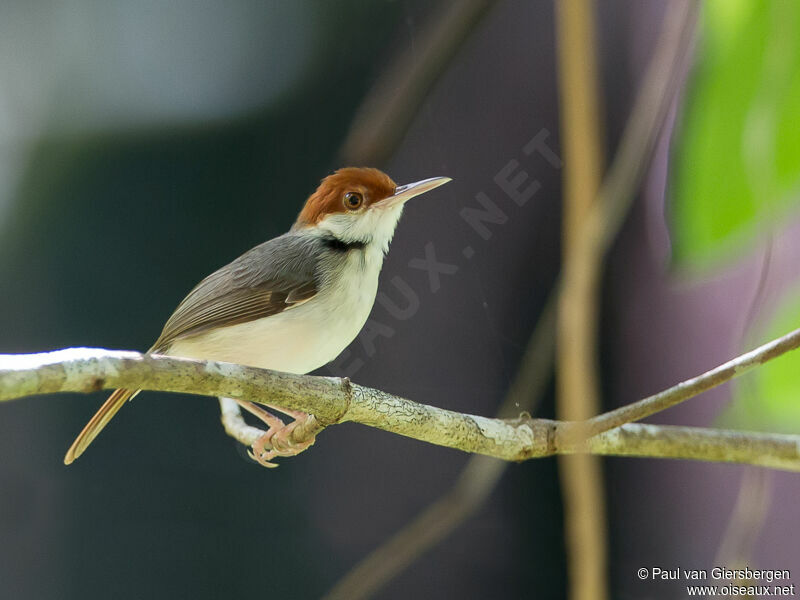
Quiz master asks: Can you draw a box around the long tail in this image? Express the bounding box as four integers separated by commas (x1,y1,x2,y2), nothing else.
64,388,139,464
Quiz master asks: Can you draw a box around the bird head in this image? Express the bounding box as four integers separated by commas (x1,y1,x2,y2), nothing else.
293,167,451,253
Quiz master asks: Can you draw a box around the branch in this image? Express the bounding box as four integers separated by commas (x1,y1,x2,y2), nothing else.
0,348,541,461
583,424,800,471
2,338,800,471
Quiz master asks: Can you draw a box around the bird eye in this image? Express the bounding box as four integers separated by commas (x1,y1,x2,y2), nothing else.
343,192,364,210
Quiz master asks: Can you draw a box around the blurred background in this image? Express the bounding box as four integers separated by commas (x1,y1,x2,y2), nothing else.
1,1,799,598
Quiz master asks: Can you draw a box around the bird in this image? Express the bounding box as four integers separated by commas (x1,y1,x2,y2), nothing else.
64,167,451,467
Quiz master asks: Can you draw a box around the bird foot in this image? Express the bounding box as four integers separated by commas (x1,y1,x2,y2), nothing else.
248,415,319,468
234,400,321,468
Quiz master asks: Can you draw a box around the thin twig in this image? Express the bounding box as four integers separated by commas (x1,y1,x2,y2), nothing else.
571,325,800,443
338,0,497,165
714,469,773,571
592,1,699,252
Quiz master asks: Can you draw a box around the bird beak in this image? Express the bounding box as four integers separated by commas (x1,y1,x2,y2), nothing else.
375,176,452,209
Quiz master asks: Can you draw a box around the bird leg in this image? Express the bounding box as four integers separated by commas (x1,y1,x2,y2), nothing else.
233,399,322,468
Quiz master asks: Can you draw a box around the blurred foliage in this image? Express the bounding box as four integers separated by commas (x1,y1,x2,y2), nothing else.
722,287,800,433
671,0,800,268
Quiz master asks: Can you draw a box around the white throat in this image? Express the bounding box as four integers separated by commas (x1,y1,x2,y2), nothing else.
316,204,405,254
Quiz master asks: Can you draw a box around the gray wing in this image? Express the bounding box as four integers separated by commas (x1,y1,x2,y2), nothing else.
151,232,321,352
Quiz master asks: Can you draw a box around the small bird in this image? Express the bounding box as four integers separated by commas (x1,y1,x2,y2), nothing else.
65,167,450,467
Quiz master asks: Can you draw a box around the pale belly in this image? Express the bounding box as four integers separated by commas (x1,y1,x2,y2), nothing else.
166,251,380,374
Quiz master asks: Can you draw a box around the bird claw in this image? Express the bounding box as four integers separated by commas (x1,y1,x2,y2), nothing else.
248,418,318,468
234,400,319,469
247,447,280,469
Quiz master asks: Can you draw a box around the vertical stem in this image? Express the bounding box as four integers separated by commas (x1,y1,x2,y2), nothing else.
554,1,608,599
557,0,604,251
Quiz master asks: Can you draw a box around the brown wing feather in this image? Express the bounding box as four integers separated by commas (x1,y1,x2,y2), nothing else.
151,237,320,352
152,279,317,351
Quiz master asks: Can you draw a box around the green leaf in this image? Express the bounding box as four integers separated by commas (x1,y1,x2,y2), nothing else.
721,288,800,433
671,0,800,268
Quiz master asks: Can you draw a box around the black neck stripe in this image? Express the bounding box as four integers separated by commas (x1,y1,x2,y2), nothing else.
322,236,367,252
